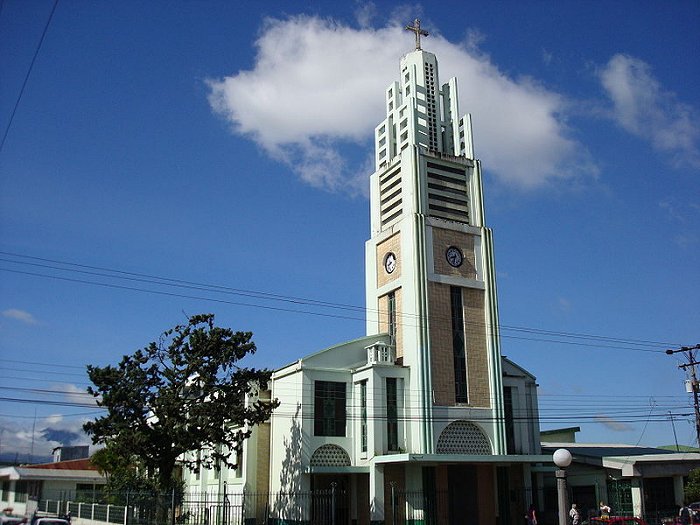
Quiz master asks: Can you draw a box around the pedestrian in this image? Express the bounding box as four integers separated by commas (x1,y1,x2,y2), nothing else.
680,503,691,525
570,503,580,525
526,504,538,525
599,502,611,519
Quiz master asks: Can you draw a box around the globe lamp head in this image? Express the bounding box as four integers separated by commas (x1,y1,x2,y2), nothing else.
553,448,572,468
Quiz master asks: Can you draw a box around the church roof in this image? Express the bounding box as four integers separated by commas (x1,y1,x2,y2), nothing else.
23,458,97,470
274,333,393,376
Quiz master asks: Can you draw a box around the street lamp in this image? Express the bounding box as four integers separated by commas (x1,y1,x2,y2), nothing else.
554,449,573,525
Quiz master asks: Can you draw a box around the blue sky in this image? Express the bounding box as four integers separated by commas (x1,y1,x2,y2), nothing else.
1,1,698,458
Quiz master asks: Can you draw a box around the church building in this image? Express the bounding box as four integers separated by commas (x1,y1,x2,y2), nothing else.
184,20,548,525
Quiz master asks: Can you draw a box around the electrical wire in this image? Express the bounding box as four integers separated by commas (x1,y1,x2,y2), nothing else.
0,394,690,424
0,358,85,370
0,251,683,353
0,0,59,154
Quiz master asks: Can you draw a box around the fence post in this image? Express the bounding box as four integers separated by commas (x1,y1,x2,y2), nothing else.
107,504,111,524
222,481,228,525
390,481,397,525
171,488,176,525
125,490,129,525
331,482,337,525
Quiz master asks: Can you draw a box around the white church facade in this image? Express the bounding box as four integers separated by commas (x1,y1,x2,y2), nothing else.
183,22,549,525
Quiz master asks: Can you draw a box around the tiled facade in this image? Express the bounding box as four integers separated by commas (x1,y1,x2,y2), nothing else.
432,227,477,279
427,282,490,407
255,422,270,493
464,287,490,407
376,233,401,288
428,281,457,406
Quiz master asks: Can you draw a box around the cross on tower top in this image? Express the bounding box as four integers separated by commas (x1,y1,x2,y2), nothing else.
405,18,429,50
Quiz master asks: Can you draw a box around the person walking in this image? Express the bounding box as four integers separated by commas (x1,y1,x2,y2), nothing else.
680,503,691,525
526,504,538,525
570,503,580,525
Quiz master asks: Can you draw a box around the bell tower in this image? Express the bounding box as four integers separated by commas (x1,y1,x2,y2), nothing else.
365,22,506,455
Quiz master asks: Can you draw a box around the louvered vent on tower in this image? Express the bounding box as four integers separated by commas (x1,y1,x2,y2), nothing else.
380,166,402,227
426,161,469,224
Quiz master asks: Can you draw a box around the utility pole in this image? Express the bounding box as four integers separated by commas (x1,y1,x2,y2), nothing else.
667,344,700,447
669,411,680,452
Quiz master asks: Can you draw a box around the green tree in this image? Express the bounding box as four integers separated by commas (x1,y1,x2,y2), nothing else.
84,313,279,492
90,444,159,499
686,468,700,503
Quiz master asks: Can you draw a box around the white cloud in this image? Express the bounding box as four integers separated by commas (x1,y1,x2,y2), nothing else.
207,16,593,194
599,54,700,168
59,383,98,406
2,308,37,325
45,414,65,425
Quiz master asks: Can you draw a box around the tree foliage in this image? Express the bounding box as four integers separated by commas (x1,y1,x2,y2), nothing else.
84,313,279,491
90,444,160,497
686,468,700,503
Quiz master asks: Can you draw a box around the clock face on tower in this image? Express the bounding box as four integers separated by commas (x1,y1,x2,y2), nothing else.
384,252,397,274
446,246,463,268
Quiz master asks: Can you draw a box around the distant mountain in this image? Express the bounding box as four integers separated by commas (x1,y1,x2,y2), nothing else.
41,428,81,445
0,452,53,466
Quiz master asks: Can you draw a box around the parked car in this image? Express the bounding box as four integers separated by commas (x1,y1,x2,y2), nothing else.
32,519,68,525
689,502,700,522
0,516,27,525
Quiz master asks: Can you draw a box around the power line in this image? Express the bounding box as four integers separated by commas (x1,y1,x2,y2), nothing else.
0,358,85,370
0,251,682,353
0,386,94,397
0,251,676,349
0,394,689,425
0,383,690,413
0,395,689,421
0,396,100,408
1,266,370,325
0,375,91,386
0,373,692,428
0,410,98,419
0,251,364,311
0,0,59,154
0,366,87,379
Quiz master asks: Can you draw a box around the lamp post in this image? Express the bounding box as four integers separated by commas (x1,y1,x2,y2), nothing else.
554,448,573,525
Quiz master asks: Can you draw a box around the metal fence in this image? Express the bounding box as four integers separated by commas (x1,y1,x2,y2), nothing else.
38,491,679,525
38,485,349,525
39,499,127,524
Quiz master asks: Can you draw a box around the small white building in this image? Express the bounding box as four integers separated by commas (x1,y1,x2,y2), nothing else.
0,459,105,516
540,430,700,522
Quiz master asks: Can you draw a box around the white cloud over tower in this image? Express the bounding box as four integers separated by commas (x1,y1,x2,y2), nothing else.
207,15,696,194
